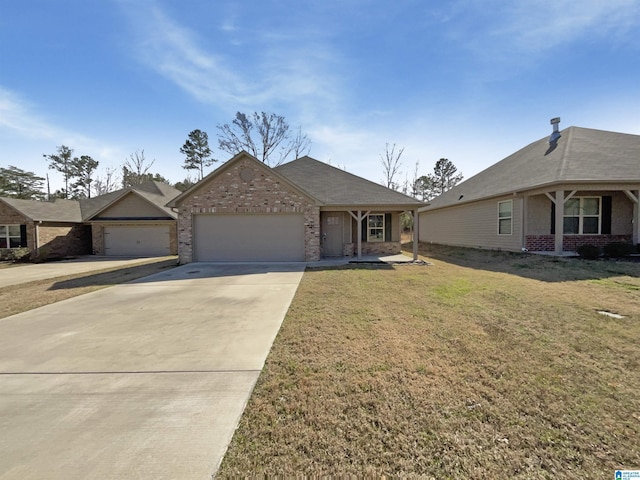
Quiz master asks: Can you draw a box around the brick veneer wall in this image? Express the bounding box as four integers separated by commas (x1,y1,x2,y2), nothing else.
343,241,401,256
526,234,633,252
37,223,91,258
176,157,321,263
563,235,632,251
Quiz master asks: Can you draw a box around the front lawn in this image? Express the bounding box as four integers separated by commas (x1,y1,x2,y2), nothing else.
218,244,640,478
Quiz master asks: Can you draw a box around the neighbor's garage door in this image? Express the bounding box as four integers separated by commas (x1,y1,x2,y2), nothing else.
104,225,171,256
194,214,304,262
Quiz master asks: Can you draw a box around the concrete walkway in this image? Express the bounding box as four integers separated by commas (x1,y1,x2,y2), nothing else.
0,262,305,479
0,256,178,288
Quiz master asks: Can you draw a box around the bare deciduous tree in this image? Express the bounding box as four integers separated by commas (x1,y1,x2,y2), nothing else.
122,150,155,187
92,167,120,196
380,142,404,190
217,111,311,166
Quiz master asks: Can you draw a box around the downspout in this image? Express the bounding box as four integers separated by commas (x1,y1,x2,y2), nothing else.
35,221,41,259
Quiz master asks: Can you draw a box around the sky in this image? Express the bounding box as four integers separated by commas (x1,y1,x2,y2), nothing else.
1,0,639,193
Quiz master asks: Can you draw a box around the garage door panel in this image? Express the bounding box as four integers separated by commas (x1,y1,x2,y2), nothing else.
104,226,170,256
194,214,304,262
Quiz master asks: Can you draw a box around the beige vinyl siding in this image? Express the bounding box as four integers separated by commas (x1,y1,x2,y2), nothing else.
527,190,634,236
527,195,552,235
609,191,634,235
99,194,167,218
419,196,523,251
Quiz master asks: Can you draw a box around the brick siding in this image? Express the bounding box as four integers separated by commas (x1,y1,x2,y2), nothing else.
37,224,91,258
526,234,633,252
176,156,320,263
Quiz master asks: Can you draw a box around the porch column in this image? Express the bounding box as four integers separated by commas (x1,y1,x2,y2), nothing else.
624,189,640,244
348,210,364,260
521,194,528,250
412,209,419,261
554,190,564,254
356,210,362,259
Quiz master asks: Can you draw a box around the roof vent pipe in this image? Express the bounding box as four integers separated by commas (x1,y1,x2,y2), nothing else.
549,117,561,143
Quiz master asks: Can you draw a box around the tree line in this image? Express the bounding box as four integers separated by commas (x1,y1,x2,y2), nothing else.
2,110,461,202
0,111,311,201
380,142,464,201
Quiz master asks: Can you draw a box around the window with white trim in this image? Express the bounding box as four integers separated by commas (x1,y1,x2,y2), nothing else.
0,225,21,248
563,197,600,234
367,214,384,242
498,200,512,235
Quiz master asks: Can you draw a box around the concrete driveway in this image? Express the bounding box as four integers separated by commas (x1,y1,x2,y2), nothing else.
0,256,177,288
0,262,305,479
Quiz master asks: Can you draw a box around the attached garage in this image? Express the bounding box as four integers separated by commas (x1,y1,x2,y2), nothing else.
104,225,171,256
193,214,305,262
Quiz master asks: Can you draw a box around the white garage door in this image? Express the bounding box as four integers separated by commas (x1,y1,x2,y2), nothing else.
194,214,305,262
104,225,171,256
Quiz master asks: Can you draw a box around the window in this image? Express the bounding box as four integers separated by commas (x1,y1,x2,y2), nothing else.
563,197,600,234
0,225,22,248
498,201,512,235
367,214,384,242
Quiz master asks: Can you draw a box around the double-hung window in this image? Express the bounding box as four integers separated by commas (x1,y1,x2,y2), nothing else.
367,214,384,242
498,200,512,235
0,225,21,248
563,197,600,234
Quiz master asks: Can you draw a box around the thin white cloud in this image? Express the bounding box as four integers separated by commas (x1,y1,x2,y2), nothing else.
0,87,61,140
118,1,345,115
441,0,640,62
0,86,124,168
495,0,640,52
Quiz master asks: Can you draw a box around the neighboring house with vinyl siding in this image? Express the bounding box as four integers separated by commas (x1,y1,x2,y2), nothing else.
418,121,640,254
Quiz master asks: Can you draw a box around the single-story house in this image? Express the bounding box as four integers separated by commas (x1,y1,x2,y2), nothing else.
0,181,180,260
167,152,425,263
0,197,91,259
83,181,180,256
418,119,640,254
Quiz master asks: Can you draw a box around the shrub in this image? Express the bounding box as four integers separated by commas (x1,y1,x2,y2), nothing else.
0,248,31,262
576,244,600,260
603,242,635,258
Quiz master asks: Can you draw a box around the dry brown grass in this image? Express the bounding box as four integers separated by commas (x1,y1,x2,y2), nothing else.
0,258,177,319
218,243,640,478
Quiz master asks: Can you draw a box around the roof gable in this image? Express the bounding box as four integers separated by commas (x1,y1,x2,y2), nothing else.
167,151,320,207
275,156,424,207
82,181,180,220
424,126,640,210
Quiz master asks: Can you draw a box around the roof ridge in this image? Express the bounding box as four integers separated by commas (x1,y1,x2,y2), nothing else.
555,126,574,181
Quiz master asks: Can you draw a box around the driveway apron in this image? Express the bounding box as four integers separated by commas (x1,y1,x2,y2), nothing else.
0,263,305,479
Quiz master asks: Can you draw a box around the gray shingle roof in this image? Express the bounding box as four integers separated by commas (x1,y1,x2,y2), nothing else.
275,156,424,208
424,126,640,210
1,197,83,222
1,181,181,222
81,181,181,220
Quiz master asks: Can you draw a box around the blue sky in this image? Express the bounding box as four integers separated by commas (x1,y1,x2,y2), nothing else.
1,0,639,193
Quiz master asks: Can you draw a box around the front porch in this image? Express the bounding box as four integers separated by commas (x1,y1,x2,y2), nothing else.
319,209,420,261
523,187,639,254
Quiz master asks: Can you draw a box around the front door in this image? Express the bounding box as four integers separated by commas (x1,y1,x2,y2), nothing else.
322,214,343,256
